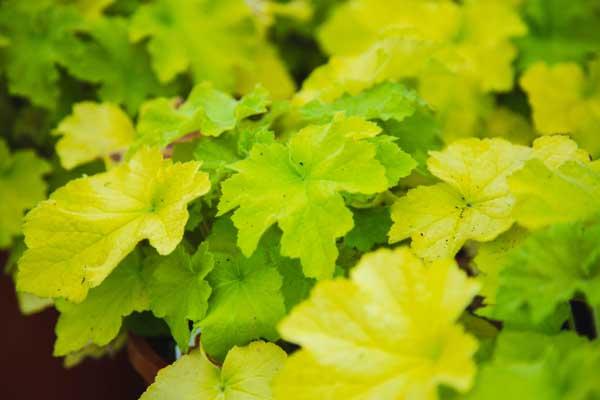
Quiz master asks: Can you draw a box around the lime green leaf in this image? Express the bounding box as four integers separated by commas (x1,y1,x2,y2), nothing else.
381,108,443,174
17,292,53,315
192,101,285,187
54,102,135,170
300,82,421,124
311,0,525,98
147,244,213,352
370,135,417,186
344,207,392,252
317,0,461,56
135,83,269,149
516,0,600,69
481,107,536,145
442,0,526,92
418,69,494,141
140,341,286,400
199,219,286,361
219,115,396,278
274,247,480,400
0,139,51,248
0,2,83,108
73,0,115,20
520,61,600,156
466,331,600,400
61,17,165,113
474,226,529,304
130,0,253,85
484,220,600,325
295,36,440,105
17,147,210,302
509,159,600,229
129,0,293,97
63,333,127,368
390,138,531,260
530,134,590,168
54,251,148,356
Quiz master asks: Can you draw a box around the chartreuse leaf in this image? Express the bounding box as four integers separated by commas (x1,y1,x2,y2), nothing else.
134,83,270,149
129,0,254,85
474,226,529,305
308,0,525,100
300,0,524,140
63,333,127,368
389,138,531,261
54,102,135,170
418,68,495,141
0,139,51,248
441,0,526,92
483,220,600,325
482,107,536,145
147,243,214,352
219,115,405,278
198,218,287,361
73,0,115,20
509,140,600,229
317,0,461,56
17,147,210,302
140,341,286,400
61,17,164,113
295,35,440,105
274,247,480,400
129,0,293,97
344,207,392,252
300,82,422,124
299,82,425,182
390,135,585,260
516,0,600,69
54,251,148,356
0,1,83,108
520,60,600,156
381,108,443,174
529,134,590,168
466,331,600,400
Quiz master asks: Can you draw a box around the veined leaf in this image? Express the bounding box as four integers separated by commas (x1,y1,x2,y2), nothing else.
390,138,530,260
0,139,51,248
147,244,214,352
274,247,480,400
467,331,600,400
218,115,407,278
17,147,210,302
129,0,293,96
521,60,600,156
54,102,135,170
54,251,149,356
134,83,270,149
199,218,288,361
141,341,286,400
483,220,600,324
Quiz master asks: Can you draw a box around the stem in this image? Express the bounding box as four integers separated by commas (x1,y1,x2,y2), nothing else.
592,306,600,339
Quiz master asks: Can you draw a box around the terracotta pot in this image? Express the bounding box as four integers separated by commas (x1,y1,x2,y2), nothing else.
126,334,169,385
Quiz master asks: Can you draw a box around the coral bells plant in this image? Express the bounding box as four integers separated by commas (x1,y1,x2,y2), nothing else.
2,0,600,399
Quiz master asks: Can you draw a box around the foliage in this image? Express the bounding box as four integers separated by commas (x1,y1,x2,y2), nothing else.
1,1,600,399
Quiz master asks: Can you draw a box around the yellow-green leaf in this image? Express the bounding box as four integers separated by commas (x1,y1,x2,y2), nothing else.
54,102,135,170
521,61,600,156
140,341,286,400
390,138,530,260
17,147,210,302
274,247,479,400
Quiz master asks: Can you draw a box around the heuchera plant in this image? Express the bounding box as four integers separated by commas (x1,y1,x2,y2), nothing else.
2,0,600,399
